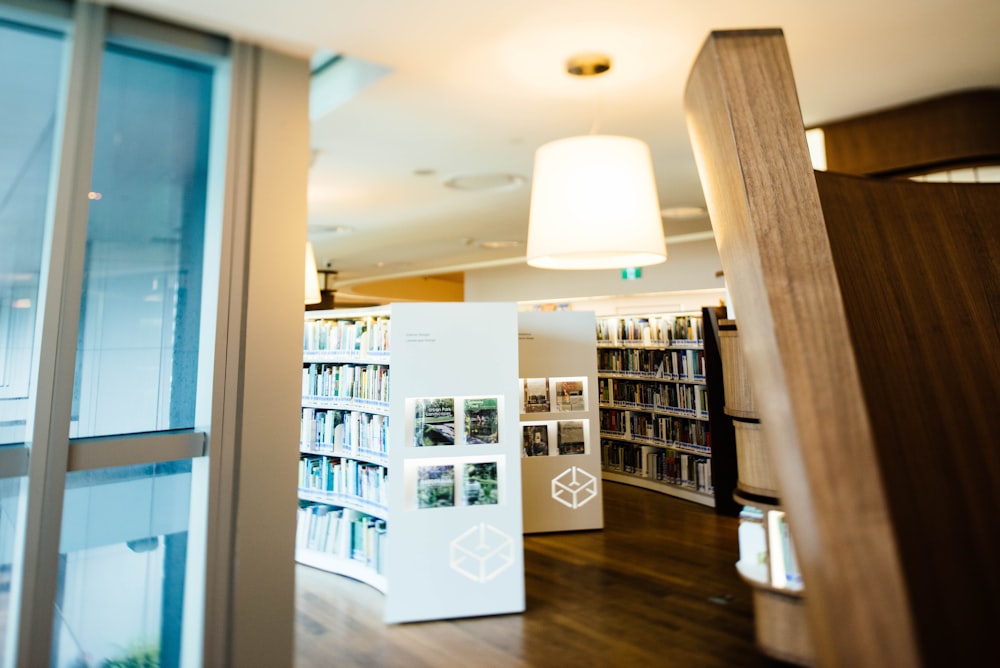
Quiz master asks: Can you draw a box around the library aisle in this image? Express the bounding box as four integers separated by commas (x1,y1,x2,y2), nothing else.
295,481,794,667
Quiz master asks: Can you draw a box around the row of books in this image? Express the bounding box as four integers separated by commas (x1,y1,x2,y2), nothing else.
598,348,706,380
595,314,704,346
302,363,390,404
601,440,713,492
598,347,706,379
296,503,386,573
598,378,708,416
600,409,711,449
298,456,388,506
300,408,388,458
303,316,390,355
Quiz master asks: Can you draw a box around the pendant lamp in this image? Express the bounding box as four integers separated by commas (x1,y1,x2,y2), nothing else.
305,241,322,304
526,134,666,269
525,53,666,270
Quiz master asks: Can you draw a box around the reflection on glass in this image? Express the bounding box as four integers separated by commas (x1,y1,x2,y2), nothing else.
0,21,64,446
0,17,65,659
54,461,193,668
1,477,25,652
72,44,213,438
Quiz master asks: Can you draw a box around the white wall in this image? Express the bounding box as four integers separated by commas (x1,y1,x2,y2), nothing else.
464,237,725,306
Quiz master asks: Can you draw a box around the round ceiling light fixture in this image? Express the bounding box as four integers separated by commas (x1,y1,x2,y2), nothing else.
311,224,353,236
443,172,527,192
660,206,708,220
566,53,612,77
480,240,522,249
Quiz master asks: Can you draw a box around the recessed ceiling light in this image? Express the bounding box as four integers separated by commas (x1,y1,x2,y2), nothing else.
371,261,412,269
311,224,353,236
480,240,522,249
660,206,707,220
443,172,526,192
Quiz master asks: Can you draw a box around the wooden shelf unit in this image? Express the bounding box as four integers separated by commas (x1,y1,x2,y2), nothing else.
721,319,815,666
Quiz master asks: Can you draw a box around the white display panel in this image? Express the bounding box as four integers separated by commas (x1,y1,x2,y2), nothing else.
517,311,604,533
385,302,524,623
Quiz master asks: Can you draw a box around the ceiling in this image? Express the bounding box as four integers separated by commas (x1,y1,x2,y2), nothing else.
113,0,1000,298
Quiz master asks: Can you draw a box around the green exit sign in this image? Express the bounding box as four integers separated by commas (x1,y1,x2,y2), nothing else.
621,267,642,280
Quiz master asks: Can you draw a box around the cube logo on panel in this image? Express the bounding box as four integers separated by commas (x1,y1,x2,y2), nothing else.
551,467,598,509
449,523,515,583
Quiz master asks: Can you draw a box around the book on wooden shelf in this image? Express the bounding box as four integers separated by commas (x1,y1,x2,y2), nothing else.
736,505,768,585
769,511,803,591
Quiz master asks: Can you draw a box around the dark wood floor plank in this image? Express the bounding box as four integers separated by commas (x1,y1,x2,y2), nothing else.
295,481,792,667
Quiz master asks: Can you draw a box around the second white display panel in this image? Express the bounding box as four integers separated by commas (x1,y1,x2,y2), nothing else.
385,302,524,623
518,310,604,534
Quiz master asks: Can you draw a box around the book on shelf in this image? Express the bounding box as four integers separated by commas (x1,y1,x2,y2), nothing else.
416,464,455,508
776,512,803,590
554,379,585,412
556,420,586,455
413,397,456,446
304,315,390,355
522,424,550,457
639,445,660,478
464,397,500,444
297,502,387,572
523,377,550,413
737,505,768,584
463,461,499,506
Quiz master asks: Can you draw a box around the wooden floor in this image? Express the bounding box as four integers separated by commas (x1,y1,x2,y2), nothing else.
295,481,794,667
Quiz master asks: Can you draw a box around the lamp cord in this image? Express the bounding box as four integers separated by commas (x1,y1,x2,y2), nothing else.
588,90,602,135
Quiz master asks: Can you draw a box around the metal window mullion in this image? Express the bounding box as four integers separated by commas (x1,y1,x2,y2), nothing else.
0,0,71,27
106,7,227,64
198,41,258,668
12,4,106,667
66,430,208,472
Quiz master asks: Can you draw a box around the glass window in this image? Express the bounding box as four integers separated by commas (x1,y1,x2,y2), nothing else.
0,15,66,655
0,19,65,447
72,44,214,438
54,460,193,668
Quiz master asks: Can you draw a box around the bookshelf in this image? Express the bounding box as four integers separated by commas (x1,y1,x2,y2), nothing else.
298,303,525,623
720,319,814,666
595,312,718,507
299,307,390,592
517,310,604,534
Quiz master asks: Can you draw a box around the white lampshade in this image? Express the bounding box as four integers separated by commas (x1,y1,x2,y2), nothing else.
305,241,322,305
526,135,666,269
